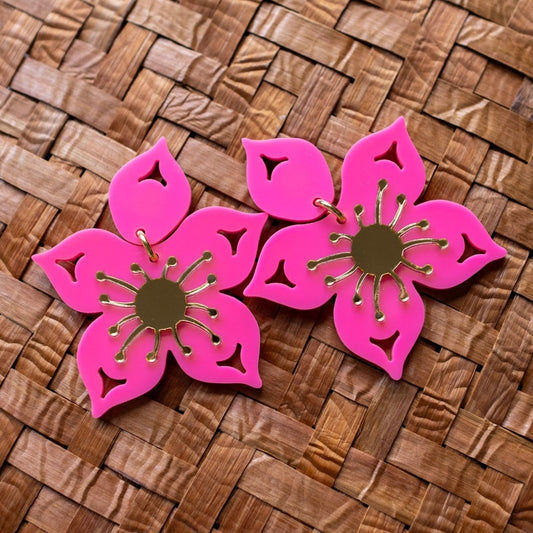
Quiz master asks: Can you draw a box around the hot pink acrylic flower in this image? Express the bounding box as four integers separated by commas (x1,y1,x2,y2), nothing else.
243,118,506,379
33,139,265,417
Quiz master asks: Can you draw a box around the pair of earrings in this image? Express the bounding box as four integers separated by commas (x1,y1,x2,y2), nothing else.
34,118,505,417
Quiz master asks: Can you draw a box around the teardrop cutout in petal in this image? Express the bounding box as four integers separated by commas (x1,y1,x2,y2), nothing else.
339,117,426,223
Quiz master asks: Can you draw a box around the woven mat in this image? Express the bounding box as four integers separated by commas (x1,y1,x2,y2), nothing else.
1,0,532,531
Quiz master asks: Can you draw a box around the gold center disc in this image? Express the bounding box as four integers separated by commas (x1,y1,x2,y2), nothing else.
135,278,186,330
351,224,404,276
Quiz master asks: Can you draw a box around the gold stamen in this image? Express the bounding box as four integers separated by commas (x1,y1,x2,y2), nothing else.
177,251,212,286
186,302,218,318
163,256,177,279
181,316,220,345
324,264,358,286
185,274,217,296
402,238,448,251
389,194,406,228
307,252,352,271
99,294,135,308
114,324,146,363
146,330,160,363
354,205,364,228
401,257,433,275
389,271,409,302
398,219,429,237
172,326,191,357
108,313,138,336
96,271,139,293
131,263,150,281
329,232,353,244
376,179,388,224
353,273,367,305
373,274,385,321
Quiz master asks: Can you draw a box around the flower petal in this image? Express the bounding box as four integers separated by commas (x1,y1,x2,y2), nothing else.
333,276,425,380
244,217,354,310
32,229,145,313
109,138,191,245
166,292,261,387
243,137,334,222
338,117,426,225
158,207,267,291
397,200,506,289
77,311,167,417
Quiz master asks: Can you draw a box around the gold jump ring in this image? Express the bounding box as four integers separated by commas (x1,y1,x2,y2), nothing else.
314,198,346,224
136,230,159,262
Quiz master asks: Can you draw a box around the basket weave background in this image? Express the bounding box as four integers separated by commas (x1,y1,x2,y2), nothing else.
0,0,532,531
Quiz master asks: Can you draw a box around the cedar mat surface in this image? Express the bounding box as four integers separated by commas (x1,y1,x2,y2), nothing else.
0,0,532,532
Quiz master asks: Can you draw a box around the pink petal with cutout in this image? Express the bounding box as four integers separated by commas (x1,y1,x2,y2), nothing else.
109,138,191,245
159,207,268,291
397,200,506,289
32,229,144,314
77,309,167,417
243,137,334,222
338,117,426,225
244,217,353,310
333,276,425,380
165,291,261,387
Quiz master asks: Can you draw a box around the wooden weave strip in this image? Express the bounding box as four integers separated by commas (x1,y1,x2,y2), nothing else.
0,1,532,531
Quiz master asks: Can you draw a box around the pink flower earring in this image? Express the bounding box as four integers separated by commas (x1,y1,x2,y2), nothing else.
243,118,506,380
34,139,265,417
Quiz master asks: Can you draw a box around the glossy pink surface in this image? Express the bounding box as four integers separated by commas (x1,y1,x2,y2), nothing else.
109,138,191,245
245,118,506,379
34,139,266,417
243,137,335,222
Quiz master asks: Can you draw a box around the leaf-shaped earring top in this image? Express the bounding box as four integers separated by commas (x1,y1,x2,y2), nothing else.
109,138,192,245
243,137,335,222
